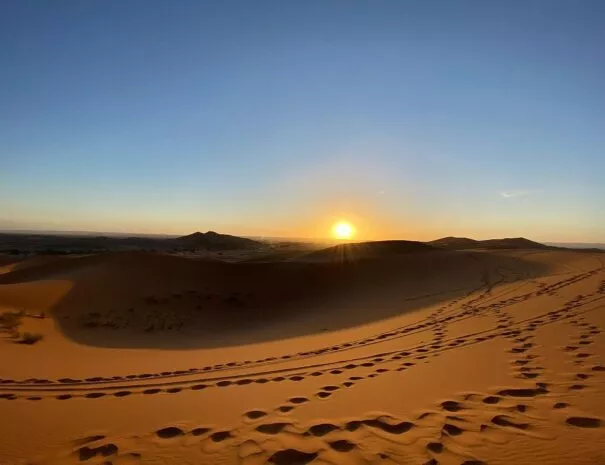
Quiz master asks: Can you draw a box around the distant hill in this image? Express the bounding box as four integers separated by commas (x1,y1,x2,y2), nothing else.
173,231,261,250
304,240,436,262
428,237,479,248
0,230,263,255
428,236,549,250
479,237,549,249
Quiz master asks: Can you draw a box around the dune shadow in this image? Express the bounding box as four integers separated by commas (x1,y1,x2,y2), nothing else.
1,249,553,349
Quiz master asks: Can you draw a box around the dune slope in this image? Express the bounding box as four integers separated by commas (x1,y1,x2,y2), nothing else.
0,248,603,465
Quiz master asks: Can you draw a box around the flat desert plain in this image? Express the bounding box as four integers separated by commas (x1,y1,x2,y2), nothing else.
0,246,604,465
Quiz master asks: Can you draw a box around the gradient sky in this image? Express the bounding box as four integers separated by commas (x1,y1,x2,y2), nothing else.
1,0,604,242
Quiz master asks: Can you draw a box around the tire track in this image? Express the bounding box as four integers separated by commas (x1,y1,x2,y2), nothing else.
2,284,603,401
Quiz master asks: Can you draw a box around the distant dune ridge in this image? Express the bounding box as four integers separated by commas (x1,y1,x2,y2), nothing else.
426,236,480,249
3,229,601,257
428,236,551,250
0,230,263,254
303,240,436,262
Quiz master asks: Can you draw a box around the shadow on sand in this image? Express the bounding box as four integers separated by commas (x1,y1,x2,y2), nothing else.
0,248,553,349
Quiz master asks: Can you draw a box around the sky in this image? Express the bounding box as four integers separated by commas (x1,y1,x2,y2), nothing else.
1,0,604,242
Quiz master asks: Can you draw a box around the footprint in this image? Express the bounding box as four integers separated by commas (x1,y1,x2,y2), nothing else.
441,400,463,412
191,427,211,436
143,389,161,395
328,439,356,452
442,423,464,436
277,405,294,413
308,423,339,437
566,417,602,428
289,397,309,404
345,421,362,432
321,386,340,392
256,423,290,434
426,442,444,453
210,431,232,442
78,444,118,461
156,427,184,439
268,449,317,465
510,347,529,354
498,387,548,397
245,410,267,420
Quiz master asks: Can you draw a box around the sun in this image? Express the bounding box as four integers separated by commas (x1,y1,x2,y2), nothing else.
331,221,356,240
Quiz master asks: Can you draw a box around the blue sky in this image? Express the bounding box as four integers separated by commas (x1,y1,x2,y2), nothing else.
1,0,604,241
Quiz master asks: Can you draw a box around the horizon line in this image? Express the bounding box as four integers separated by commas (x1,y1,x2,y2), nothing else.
0,227,603,247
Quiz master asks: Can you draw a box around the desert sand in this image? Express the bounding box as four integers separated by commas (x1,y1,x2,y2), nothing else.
1,244,604,465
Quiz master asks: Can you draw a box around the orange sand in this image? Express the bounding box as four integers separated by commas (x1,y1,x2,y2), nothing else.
0,248,603,465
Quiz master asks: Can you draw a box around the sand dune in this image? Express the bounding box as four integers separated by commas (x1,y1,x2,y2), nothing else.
0,248,551,348
303,240,436,261
428,237,551,250
0,247,604,464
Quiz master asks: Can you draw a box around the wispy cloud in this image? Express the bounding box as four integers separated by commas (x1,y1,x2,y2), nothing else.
500,190,534,198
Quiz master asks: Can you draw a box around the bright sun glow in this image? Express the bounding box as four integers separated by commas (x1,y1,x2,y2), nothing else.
332,221,356,240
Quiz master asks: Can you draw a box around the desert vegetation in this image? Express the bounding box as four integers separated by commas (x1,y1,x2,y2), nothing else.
0,310,45,344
